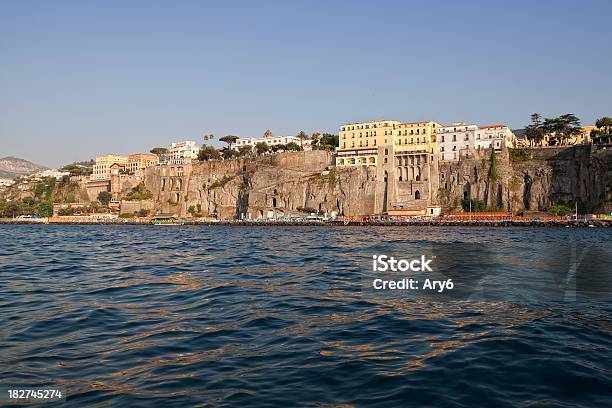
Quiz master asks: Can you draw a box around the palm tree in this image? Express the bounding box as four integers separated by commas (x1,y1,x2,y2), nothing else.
202,133,215,145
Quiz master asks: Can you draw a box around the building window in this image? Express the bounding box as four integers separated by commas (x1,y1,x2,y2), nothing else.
415,190,421,200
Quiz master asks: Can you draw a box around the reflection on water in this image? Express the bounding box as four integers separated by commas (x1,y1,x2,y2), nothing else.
0,225,611,407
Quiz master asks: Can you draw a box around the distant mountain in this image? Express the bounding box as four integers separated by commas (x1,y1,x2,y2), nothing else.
512,128,527,141
0,156,47,179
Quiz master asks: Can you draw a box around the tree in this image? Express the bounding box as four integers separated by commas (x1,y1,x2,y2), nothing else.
61,164,90,176
311,132,321,146
22,196,35,206
219,135,239,148
198,146,221,161
593,117,612,143
314,133,339,150
36,201,53,217
525,125,545,146
97,191,112,206
542,114,581,145
124,183,153,201
238,146,253,157
530,113,542,127
150,147,169,155
202,134,215,145
489,149,498,181
255,142,269,155
4,201,23,218
595,117,612,134
222,149,239,159
284,142,303,151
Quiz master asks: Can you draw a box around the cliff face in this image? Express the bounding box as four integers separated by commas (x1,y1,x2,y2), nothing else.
144,151,380,219
437,145,612,213
141,146,612,219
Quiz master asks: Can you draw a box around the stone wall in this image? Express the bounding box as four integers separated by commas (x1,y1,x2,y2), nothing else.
120,200,155,214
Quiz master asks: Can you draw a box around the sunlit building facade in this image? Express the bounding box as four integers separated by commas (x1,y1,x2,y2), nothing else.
91,155,129,181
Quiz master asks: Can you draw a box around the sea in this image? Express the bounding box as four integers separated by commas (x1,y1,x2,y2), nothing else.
1,225,611,407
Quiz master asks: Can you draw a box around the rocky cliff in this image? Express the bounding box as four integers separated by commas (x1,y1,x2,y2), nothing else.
141,146,612,219
438,145,612,213
144,151,380,219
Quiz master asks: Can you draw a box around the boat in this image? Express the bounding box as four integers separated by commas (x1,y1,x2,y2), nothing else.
151,214,183,225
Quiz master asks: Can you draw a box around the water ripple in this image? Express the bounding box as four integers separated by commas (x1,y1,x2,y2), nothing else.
0,225,611,407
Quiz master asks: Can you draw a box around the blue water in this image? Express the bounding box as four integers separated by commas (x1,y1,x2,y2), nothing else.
1,225,611,407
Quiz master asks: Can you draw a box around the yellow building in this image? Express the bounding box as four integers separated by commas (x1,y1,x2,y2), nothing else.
335,119,443,216
91,155,128,181
394,121,441,155
336,120,441,167
336,120,400,166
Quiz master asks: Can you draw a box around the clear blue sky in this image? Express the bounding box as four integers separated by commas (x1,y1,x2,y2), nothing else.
1,0,611,167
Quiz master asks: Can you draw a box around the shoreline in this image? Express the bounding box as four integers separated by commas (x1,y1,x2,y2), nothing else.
1,219,610,228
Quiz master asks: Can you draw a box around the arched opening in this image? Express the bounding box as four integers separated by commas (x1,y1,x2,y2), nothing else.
272,197,277,207
175,192,180,202
415,190,421,200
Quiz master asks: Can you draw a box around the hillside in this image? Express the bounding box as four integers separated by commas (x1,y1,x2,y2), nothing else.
0,156,47,179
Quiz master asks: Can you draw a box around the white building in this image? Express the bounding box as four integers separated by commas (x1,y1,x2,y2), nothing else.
168,141,200,163
436,123,516,161
436,122,478,161
0,178,15,187
233,130,311,151
31,169,71,180
475,125,516,151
